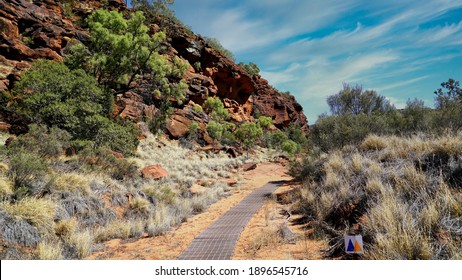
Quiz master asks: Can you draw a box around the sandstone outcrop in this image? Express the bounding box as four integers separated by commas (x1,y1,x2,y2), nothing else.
141,164,169,179
0,0,309,137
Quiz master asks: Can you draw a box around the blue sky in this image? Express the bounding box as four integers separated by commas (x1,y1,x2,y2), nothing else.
168,0,462,123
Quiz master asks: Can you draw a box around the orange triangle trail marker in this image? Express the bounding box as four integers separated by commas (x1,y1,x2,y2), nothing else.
345,235,364,254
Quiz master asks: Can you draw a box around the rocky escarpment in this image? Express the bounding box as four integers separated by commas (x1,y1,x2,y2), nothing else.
165,22,308,131
0,0,308,137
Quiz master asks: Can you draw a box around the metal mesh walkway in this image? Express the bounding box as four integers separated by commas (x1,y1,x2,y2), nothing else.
177,181,282,260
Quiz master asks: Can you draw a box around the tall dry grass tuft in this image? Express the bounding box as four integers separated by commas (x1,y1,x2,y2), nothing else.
2,198,56,233
37,241,63,260
293,133,462,259
361,135,387,151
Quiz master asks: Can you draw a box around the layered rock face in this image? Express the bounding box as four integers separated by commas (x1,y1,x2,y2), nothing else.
167,25,308,132
0,0,308,135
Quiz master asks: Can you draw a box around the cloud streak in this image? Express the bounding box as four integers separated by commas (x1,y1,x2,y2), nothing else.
172,0,462,122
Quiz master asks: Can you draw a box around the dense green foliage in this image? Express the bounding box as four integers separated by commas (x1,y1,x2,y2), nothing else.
206,120,225,140
327,83,395,116
12,60,138,155
311,79,462,152
66,9,167,89
257,116,273,129
66,8,188,133
434,78,462,108
203,97,230,122
234,122,263,150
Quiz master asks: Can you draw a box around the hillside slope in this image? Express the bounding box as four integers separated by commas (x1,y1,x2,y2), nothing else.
0,0,308,137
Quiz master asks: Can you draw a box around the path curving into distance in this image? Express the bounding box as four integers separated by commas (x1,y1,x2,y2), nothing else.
177,181,284,260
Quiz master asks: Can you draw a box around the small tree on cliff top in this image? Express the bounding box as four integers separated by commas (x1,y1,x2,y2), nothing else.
66,9,187,96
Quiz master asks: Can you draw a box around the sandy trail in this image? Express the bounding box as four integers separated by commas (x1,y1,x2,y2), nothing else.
87,162,291,260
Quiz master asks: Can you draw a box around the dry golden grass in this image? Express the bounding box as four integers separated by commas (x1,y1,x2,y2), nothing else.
294,133,462,259
37,241,63,260
128,197,151,213
55,218,78,238
366,161,382,177
0,177,13,198
52,173,91,194
350,153,363,173
361,134,387,150
0,162,9,172
431,134,462,155
94,220,131,242
2,198,56,233
365,193,433,260
365,177,385,196
323,168,341,190
324,151,345,172
68,230,93,259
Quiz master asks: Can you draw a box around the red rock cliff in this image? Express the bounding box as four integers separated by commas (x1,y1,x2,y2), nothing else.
0,0,308,134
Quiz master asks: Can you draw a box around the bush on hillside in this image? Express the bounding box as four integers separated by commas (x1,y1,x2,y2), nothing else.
203,97,230,122
12,60,138,155
203,36,235,62
234,122,263,150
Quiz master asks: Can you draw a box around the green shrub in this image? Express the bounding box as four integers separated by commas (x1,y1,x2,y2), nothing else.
91,116,139,155
289,155,320,182
327,83,395,116
311,113,392,152
192,104,203,113
83,148,139,180
8,150,48,194
234,122,263,150
187,122,199,140
12,60,139,156
13,60,110,126
206,121,224,140
8,124,71,158
281,140,297,156
203,97,230,121
193,61,202,72
258,116,273,130
266,130,288,149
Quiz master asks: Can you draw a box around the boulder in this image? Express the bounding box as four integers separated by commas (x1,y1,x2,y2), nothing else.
166,112,192,138
114,92,157,122
242,162,257,172
141,164,168,179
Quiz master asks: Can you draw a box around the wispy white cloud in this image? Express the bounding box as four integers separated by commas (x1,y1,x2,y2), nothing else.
376,76,431,92
173,0,462,122
418,21,462,43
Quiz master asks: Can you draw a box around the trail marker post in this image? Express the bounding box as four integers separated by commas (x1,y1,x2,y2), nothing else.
344,234,364,254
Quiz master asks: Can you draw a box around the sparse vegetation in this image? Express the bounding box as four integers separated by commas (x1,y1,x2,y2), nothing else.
238,62,260,76
7,0,461,262
203,36,235,62
291,134,462,259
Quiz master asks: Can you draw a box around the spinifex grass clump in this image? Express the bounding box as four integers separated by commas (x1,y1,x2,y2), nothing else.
292,133,462,259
